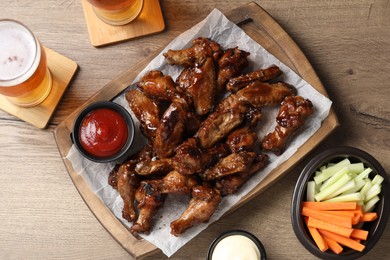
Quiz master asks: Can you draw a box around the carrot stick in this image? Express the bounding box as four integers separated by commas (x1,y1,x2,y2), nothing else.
361,212,378,222
304,217,329,252
303,201,357,211
319,229,365,252
307,217,353,237
323,236,343,254
322,210,355,218
302,207,353,228
351,229,369,241
352,213,361,225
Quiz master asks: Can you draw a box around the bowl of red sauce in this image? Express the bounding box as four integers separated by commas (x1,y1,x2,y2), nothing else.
72,101,135,163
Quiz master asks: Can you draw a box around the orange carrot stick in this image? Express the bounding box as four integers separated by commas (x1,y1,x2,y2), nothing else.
302,207,353,228
303,201,357,211
361,212,378,222
304,217,329,252
319,229,365,252
321,210,355,218
323,236,343,254
307,217,353,237
351,229,369,241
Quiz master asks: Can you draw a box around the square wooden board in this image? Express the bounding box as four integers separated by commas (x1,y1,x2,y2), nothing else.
0,47,78,129
82,0,165,47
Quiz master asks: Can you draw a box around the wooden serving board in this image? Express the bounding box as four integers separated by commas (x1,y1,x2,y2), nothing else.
54,2,339,259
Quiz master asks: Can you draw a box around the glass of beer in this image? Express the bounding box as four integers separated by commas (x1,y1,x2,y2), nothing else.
0,19,52,108
87,0,144,26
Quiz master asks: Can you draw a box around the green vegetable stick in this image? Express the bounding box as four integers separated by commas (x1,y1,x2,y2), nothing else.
314,158,351,184
342,179,366,195
364,196,380,212
325,192,363,202
347,163,365,174
372,175,384,186
315,174,351,201
320,167,350,192
327,179,356,199
306,181,316,202
354,168,373,182
360,179,372,197
365,184,381,202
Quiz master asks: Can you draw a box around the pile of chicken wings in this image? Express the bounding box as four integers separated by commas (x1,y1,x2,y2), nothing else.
108,37,314,236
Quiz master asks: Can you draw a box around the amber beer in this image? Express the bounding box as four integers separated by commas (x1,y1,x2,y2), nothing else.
87,0,144,25
0,20,52,107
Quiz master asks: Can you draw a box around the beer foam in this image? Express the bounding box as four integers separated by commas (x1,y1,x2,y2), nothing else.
0,20,38,83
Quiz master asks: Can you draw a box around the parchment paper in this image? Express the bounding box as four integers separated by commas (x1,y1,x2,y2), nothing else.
66,9,332,257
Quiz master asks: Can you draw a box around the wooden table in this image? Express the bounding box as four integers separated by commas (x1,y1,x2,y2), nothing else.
1,0,389,259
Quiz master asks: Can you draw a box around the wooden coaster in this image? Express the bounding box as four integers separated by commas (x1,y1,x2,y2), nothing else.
82,0,165,47
0,47,78,129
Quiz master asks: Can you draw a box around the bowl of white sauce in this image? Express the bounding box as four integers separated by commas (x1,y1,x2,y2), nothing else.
207,230,266,260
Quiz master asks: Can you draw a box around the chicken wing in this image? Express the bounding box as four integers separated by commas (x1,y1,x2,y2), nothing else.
130,182,166,234
236,81,297,108
116,160,140,222
176,57,217,115
172,137,230,175
200,151,257,181
226,65,283,92
217,47,250,92
135,158,173,176
164,37,222,66
125,89,160,141
170,183,221,236
215,154,268,196
146,170,200,195
226,127,258,153
261,95,314,154
137,70,184,102
195,94,251,149
153,100,188,158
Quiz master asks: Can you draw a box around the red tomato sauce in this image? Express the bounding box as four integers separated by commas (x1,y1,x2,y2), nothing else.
79,108,128,158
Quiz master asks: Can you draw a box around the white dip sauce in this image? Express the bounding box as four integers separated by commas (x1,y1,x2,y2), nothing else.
212,235,260,260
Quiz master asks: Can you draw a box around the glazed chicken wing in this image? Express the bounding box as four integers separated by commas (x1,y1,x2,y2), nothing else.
146,170,199,195
130,182,166,234
236,81,296,108
137,70,184,102
170,183,221,236
176,57,217,115
172,137,230,175
200,151,257,181
164,37,222,66
217,47,250,92
116,160,140,222
154,100,188,158
226,65,283,92
125,89,160,141
215,154,268,196
195,94,251,149
135,158,173,176
226,126,258,153
261,95,314,155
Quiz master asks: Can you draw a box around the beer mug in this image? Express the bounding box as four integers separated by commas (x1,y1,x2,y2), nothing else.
0,19,52,107
87,0,144,25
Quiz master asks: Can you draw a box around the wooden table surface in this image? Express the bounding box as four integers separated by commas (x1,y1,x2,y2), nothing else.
1,0,389,259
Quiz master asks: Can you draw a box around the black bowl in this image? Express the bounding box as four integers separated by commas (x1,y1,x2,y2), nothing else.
291,146,390,259
207,230,266,260
72,101,135,163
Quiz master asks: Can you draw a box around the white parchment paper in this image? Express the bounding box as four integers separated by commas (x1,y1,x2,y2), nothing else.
66,9,332,257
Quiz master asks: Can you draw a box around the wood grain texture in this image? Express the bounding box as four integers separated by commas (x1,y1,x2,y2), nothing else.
1,0,389,259
0,47,78,128
82,0,165,46
54,2,338,258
